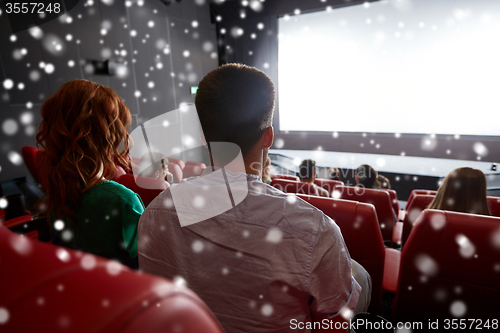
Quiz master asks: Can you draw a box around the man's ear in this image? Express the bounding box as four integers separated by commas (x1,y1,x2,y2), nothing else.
262,126,274,149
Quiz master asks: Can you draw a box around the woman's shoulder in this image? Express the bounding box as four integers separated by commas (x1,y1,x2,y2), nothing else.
85,180,144,208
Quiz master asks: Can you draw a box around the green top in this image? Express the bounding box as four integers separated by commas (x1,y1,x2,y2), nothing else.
51,180,145,263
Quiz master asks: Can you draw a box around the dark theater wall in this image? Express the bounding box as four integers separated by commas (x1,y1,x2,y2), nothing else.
0,0,218,182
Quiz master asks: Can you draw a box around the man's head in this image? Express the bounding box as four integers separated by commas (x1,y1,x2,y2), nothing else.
195,64,275,157
298,159,317,182
355,164,377,188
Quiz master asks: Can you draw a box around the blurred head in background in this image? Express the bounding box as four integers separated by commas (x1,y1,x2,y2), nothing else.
355,164,378,188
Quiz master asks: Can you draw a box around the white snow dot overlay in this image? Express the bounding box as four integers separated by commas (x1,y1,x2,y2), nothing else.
0,307,10,324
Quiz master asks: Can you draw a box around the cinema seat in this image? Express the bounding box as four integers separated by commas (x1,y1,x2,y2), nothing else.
130,156,141,175
21,146,44,184
386,189,399,215
183,162,207,178
401,194,436,248
270,174,300,182
168,162,183,183
335,185,397,242
116,174,168,207
406,189,437,210
0,225,224,333
169,158,186,170
296,194,385,314
2,212,52,242
271,179,319,196
393,209,500,321
314,178,344,195
489,196,500,217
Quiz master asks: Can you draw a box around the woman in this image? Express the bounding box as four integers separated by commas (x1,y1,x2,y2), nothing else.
37,79,145,268
262,156,272,184
427,167,490,216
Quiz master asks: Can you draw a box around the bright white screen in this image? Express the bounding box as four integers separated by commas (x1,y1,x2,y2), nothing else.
278,0,500,136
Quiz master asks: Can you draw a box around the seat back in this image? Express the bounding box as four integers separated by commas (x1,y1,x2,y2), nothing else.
314,178,344,194
296,194,385,314
271,179,319,196
406,189,437,208
112,165,127,181
116,174,168,207
168,162,183,183
488,196,500,217
335,185,396,241
401,194,435,247
182,162,207,178
21,146,44,184
270,174,300,182
386,189,399,214
130,156,141,175
0,226,224,333
393,209,500,321
169,158,186,170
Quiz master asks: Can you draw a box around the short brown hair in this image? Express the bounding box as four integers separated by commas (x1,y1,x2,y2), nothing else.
195,64,275,155
299,159,316,181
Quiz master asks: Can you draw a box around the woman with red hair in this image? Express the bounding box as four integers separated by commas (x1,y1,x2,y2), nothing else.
37,79,144,268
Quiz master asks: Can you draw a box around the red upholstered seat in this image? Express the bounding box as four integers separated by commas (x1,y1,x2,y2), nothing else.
386,189,399,215
0,225,224,333
271,179,319,196
335,185,397,241
401,194,436,248
116,174,168,207
296,194,385,314
393,209,500,321
382,248,401,293
270,174,300,182
169,158,186,170
168,162,183,183
406,189,437,209
21,146,44,184
313,178,344,195
182,162,207,178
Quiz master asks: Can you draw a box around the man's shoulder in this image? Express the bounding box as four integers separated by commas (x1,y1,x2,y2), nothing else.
144,178,332,244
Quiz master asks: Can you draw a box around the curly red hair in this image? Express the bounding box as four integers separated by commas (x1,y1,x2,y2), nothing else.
36,79,132,220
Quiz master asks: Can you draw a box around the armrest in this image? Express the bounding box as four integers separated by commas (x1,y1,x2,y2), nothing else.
382,248,401,293
2,215,34,229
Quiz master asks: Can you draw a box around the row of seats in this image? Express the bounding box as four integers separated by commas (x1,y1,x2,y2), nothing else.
0,225,224,332
21,146,207,186
21,146,207,208
294,194,500,321
270,175,399,243
402,190,500,247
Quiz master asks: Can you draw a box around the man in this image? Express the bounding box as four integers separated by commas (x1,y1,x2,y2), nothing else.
138,64,370,332
355,164,378,188
298,159,330,197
